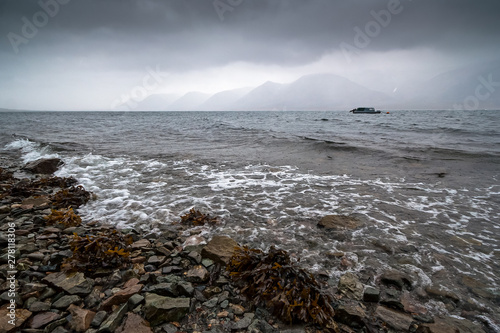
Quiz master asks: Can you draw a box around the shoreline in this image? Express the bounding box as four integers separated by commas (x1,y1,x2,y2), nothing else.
0,155,497,332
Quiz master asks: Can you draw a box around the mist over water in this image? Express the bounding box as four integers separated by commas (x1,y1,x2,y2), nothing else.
1,110,500,320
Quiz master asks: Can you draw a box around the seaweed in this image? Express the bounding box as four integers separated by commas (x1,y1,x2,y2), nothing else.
44,208,82,228
228,246,338,331
63,229,133,274
180,208,218,226
51,185,91,209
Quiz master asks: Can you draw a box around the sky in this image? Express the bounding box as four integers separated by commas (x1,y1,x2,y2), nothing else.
1,0,500,110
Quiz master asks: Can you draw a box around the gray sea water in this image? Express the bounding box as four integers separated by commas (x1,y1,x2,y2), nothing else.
1,110,499,323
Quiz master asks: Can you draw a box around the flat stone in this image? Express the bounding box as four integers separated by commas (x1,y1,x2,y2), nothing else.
147,255,165,265
0,306,32,333
146,283,177,297
374,306,413,332
116,312,153,333
131,239,151,249
143,293,190,326
338,272,364,300
28,301,51,312
68,304,96,332
30,311,61,329
185,264,209,283
52,295,82,309
201,235,238,265
317,215,361,230
100,284,143,311
27,252,46,261
43,271,94,295
21,196,51,209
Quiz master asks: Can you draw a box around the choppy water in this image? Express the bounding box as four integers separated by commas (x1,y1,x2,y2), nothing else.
1,110,499,322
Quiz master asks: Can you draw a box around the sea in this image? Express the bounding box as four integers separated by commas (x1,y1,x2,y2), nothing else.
1,110,499,324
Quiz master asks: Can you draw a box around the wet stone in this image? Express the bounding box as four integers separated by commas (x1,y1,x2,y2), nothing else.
363,285,380,302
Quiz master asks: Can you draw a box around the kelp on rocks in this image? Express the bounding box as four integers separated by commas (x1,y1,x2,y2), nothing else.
51,185,91,209
63,229,133,274
180,208,219,226
228,246,338,331
44,207,82,228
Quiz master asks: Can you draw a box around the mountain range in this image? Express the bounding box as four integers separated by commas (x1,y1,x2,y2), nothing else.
135,60,500,111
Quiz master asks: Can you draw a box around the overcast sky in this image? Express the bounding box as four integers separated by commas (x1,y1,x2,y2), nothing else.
1,0,499,110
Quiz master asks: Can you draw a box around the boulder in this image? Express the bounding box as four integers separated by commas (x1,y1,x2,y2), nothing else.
143,293,190,326
338,272,364,300
24,158,62,174
317,215,361,230
68,304,96,332
43,271,94,295
201,235,238,265
116,313,153,333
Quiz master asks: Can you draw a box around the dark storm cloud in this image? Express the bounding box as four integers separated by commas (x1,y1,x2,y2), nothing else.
2,0,500,71
1,0,500,110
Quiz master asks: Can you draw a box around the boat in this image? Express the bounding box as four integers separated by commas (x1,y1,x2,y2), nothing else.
350,107,381,114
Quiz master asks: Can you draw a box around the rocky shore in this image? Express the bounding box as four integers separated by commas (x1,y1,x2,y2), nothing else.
0,154,496,333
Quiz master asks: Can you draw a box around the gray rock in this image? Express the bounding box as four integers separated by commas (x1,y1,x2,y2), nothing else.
52,295,82,309
363,285,380,302
143,293,190,326
91,311,107,328
374,306,413,332
231,313,255,330
380,288,403,310
203,297,219,308
28,301,51,312
97,303,128,333
146,283,178,297
177,281,194,297
24,158,62,174
128,294,145,307
43,271,94,295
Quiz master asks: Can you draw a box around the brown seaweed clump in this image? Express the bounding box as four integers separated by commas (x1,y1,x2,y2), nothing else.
51,185,91,209
44,207,82,228
63,229,133,274
180,208,218,226
228,246,338,331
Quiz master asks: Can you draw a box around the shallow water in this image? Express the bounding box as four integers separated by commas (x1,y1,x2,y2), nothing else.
1,110,499,322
